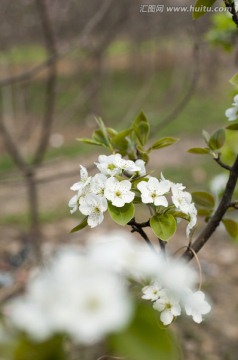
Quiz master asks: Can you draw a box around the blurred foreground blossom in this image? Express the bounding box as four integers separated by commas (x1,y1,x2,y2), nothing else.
7,247,132,344
7,231,211,342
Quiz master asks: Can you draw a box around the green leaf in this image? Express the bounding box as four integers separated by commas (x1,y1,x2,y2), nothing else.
136,145,149,162
133,112,150,146
226,122,238,130
197,208,213,217
150,214,177,241
77,137,102,146
107,302,182,360
110,128,133,152
192,191,215,208
108,202,135,226
70,217,88,233
187,147,210,154
192,0,217,19
229,71,238,86
149,137,179,151
95,117,111,148
208,128,226,150
202,129,210,144
222,218,238,240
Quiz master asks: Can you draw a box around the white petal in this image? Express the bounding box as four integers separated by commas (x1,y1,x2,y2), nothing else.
160,310,173,326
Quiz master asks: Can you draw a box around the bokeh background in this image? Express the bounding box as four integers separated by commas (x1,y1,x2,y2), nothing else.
0,1,238,359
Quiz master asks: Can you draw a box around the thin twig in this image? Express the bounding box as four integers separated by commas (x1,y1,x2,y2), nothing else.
127,218,155,251
183,155,238,261
214,153,232,171
228,200,238,209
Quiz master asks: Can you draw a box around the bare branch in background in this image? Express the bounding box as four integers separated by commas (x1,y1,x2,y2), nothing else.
32,0,58,165
154,42,200,132
0,0,113,88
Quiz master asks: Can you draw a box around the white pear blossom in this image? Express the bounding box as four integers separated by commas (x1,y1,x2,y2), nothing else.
68,194,79,214
70,165,91,191
225,94,238,121
183,290,211,324
186,204,197,237
95,154,123,176
142,282,162,301
137,177,170,206
153,289,181,326
90,173,107,196
127,159,146,177
7,248,132,344
171,189,192,213
104,177,135,207
118,158,141,174
79,193,107,228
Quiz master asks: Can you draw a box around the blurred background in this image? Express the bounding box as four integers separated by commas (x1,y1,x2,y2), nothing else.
0,0,238,359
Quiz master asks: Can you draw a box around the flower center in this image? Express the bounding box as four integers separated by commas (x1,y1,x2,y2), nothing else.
108,164,116,171
94,207,101,214
115,191,122,197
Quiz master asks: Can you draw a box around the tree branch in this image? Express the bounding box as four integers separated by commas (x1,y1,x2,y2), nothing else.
224,0,238,27
32,0,58,165
127,218,155,251
183,154,238,261
214,153,232,171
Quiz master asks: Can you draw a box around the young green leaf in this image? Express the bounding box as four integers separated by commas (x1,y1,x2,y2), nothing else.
77,138,102,146
70,218,88,233
133,112,150,146
108,202,135,226
229,71,238,86
222,218,238,240
149,137,179,151
95,117,112,149
192,0,217,19
192,191,215,208
150,214,177,241
202,130,210,144
226,123,238,130
110,128,133,152
208,128,225,150
187,147,210,155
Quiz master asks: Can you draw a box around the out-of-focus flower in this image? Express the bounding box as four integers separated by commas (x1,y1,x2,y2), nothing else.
7,249,132,344
87,231,160,281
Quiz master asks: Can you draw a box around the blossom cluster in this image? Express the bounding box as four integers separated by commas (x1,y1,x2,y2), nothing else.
7,231,211,344
69,154,197,237
225,94,238,121
142,282,211,326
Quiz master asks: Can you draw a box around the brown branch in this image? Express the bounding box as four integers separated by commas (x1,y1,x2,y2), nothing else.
32,0,58,165
224,0,238,27
183,154,238,261
0,113,29,175
214,153,232,171
127,218,155,251
0,0,113,88
229,200,238,209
